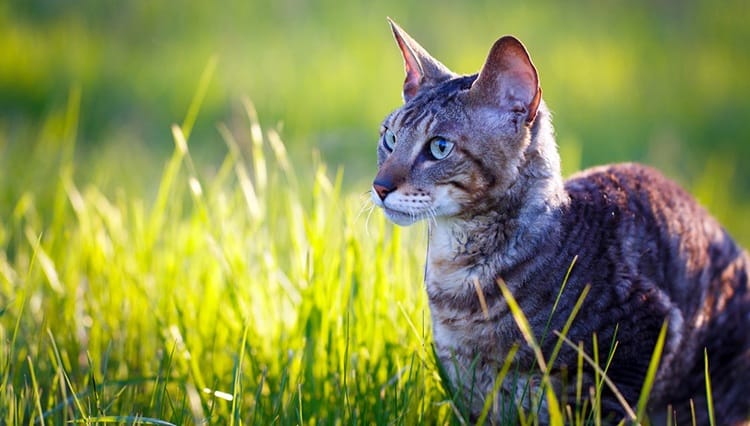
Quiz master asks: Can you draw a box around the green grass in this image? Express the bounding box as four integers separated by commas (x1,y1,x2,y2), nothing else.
1,87,728,425
0,94,445,424
1,19,745,422
1,3,748,423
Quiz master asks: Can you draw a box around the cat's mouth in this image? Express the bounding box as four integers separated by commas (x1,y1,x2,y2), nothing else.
370,186,433,226
381,207,423,226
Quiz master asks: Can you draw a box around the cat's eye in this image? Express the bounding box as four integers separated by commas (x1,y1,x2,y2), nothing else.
383,129,397,152
429,137,454,160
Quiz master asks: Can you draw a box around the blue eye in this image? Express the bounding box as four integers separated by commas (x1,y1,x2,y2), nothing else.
383,129,396,151
429,137,454,160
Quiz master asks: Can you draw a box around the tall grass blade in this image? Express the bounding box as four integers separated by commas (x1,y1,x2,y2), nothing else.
47,329,88,421
546,284,590,373
24,227,63,294
704,348,715,426
173,125,209,220
574,342,593,424
476,344,519,425
243,98,267,194
230,323,250,426
220,124,262,221
267,128,297,185
27,356,45,426
586,326,619,426
182,55,218,140
635,320,668,423
497,279,563,425
541,255,578,345
3,264,32,393
147,124,187,242
297,382,304,426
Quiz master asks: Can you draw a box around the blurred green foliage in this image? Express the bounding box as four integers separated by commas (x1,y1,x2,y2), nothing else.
1,2,750,422
1,0,749,206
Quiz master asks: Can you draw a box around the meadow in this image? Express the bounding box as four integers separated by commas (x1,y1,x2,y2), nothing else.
1,0,750,424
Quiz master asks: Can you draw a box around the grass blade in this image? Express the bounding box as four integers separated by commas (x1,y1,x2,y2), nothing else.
476,344,520,425
182,55,218,140
541,255,578,345
230,323,250,426
497,279,563,425
635,320,668,423
546,284,590,373
704,348,715,426
554,331,636,421
27,356,46,426
47,329,88,421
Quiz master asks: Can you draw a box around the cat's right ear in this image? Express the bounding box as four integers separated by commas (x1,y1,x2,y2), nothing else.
388,18,454,102
470,36,542,128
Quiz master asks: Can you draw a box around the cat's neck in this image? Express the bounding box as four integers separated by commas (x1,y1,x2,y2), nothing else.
426,191,563,275
426,104,567,282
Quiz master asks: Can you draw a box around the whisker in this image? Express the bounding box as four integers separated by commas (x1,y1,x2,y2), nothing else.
354,190,374,222
426,206,438,229
354,189,380,237
364,203,377,237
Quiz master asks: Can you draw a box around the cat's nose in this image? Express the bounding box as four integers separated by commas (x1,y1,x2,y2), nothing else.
373,179,395,201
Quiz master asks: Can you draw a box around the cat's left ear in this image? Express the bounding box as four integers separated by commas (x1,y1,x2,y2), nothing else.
388,18,454,102
470,36,542,126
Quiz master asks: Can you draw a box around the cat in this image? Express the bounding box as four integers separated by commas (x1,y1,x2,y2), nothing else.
372,18,750,425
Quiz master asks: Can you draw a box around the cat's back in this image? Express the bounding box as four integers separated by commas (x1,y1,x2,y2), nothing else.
561,161,747,306
561,162,750,424
563,162,726,254
559,161,736,343
565,162,700,222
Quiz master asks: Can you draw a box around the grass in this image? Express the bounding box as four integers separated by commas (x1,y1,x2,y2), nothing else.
0,66,737,425
0,91,444,424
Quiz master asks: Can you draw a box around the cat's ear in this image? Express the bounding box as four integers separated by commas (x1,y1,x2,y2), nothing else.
470,36,542,126
388,18,454,102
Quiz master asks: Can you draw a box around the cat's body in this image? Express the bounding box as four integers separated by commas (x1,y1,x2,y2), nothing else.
372,20,750,424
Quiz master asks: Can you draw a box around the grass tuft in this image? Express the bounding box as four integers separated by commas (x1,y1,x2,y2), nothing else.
0,82,733,424
0,89,440,423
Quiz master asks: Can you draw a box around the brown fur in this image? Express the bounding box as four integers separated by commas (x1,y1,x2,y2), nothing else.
372,19,750,424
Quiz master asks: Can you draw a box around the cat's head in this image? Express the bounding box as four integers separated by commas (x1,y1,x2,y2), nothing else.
372,19,547,226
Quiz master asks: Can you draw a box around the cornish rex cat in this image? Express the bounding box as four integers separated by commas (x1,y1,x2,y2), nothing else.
372,19,750,424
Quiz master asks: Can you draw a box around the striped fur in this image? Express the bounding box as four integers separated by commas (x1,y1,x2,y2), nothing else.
372,21,750,424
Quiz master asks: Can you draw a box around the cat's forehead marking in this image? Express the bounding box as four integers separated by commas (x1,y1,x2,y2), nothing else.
396,102,433,130
391,75,477,132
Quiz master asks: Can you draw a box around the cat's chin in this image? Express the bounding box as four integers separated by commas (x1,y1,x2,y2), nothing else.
382,208,421,226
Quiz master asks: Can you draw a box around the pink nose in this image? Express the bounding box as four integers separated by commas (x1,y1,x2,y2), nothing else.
373,180,395,201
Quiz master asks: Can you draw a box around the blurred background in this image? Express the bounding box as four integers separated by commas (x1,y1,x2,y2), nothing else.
1,0,749,235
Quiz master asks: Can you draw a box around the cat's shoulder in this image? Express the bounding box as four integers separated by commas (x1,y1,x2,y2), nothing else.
565,162,686,196
562,162,699,216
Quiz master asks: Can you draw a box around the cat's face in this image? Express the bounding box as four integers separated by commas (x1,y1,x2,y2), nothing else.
372,20,541,226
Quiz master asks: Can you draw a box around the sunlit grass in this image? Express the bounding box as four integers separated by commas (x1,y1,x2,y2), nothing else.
0,96,740,424
0,89,442,423
1,63,745,425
